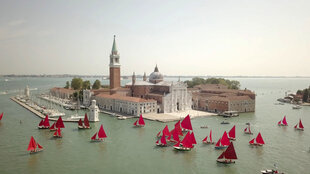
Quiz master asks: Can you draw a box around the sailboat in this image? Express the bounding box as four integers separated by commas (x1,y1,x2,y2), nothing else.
162,125,170,137
190,132,197,145
53,127,62,138
216,142,237,164
294,119,304,131
156,134,167,146
215,131,230,149
244,125,253,134
278,116,288,126
38,120,44,129
27,136,43,154
174,120,183,136
249,132,265,146
173,132,193,151
228,125,236,140
156,131,161,138
55,116,65,128
167,129,180,143
202,129,214,144
181,115,193,131
49,122,56,131
91,124,107,141
0,112,3,120
133,114,145,127
78,114,91,129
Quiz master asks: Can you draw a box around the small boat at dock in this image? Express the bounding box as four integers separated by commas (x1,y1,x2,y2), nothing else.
27,136,43,154
216,142,237,164
294,119,304,131
249,132,265,146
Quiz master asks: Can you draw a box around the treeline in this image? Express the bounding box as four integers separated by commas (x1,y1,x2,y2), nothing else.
64,78,102,90
185,77,240,89
297,87,310,102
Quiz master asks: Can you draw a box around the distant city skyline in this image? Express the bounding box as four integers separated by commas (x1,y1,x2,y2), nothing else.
1,0,310,76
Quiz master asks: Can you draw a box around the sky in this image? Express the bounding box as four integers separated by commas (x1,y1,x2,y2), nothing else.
0,0,310,76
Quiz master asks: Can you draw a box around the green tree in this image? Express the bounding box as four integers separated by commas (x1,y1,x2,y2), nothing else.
92,80,101,89
229,80,240,89
64,81,70,89
71,78,83,90
82,80,91,90
302,89,309,102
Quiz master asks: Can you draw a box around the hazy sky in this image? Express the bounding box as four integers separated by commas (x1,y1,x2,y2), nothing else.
1,0,310,76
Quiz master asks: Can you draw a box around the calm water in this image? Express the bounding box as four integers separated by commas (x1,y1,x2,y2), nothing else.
0,77,310,174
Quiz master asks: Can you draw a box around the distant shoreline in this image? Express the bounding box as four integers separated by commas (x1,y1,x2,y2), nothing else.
1,74,310,78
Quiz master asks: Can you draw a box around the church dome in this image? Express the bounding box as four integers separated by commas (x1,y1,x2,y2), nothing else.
149,65,163,84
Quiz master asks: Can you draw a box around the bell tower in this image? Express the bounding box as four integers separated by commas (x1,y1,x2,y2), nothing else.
109,35,121,89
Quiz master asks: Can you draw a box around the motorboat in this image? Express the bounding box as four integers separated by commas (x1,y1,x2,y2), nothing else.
292,105,302,109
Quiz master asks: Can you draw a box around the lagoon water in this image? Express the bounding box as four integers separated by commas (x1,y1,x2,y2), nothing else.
0,77,310,174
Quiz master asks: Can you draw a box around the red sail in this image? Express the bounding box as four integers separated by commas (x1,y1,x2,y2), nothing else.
294,124,298,129
160,135,167,145
181,132,193,148
53,130,58,136
256,132,265,145
56,117,65,128
38,120,44,126
174,141,180,147
156,131,161,137
138,115,145,125
98,125,107,138
57,127,62,137
217,151,225,159
249,138,255,144
215,138,221,147
172,130,180,142
84,114,90,127
156,139,159,144
244,127,247,132
162,125,170,137
0,112,3,120
282,116,288,126
78,119,83,127
277,121,281,125
190,132,197,144
27,136,37,151
221,131,230,146
223,142,237,159
174,121,183,136
49,123,55,130
228,125,236,139
91,132,97,140
210,130,213,142
133,120,137,126
202,136,208,142
43,115,50,127
37,143,43,149
299,119,304,129
181,115,193,131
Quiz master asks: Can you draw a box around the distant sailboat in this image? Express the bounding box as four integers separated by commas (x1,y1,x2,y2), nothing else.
38,115,50,129
294,119,304,131
190,132,197,145
78,114,90,129
228,125,236,140
133,115,145,127
38,120,44,128
215,131,230,149
173,132,193,151
244,125,253,134
53,127,62,138
55,116,65,128
0,112,3,120
202,129,214,144
27,136,43,154
162,125,170,137
156,131,161,138
217,142,237,164
174,120,183,136
181,115,193,131
91,124,107,141
156,134,167,146
49,122,56,131
249,132,265,146
278,116,288,126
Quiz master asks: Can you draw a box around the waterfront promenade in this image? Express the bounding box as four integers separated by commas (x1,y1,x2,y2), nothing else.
143,110,216,122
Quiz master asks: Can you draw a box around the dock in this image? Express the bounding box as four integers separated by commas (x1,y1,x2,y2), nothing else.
10,97,78,122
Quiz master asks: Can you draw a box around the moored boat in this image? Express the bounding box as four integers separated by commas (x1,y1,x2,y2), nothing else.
27,136,43,154
294,119,304,131
249,132,265,146
278,116,288,126
216,142,237,164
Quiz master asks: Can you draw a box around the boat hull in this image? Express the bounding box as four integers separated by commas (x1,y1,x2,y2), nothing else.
78,126,91,129
202,141,214,144
244,132,253,134
216,159,235,164
173,146,192,151
250,143,263,146
156,143,167,147
229,138,236,141
30,149,43,154
38,126,50,129
215,146,228,149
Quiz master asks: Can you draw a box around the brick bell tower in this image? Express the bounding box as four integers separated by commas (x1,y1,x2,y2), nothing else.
109,35,121,89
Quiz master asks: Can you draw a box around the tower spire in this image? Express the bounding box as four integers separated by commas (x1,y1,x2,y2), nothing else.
111,35,118,54
154,64,159,72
